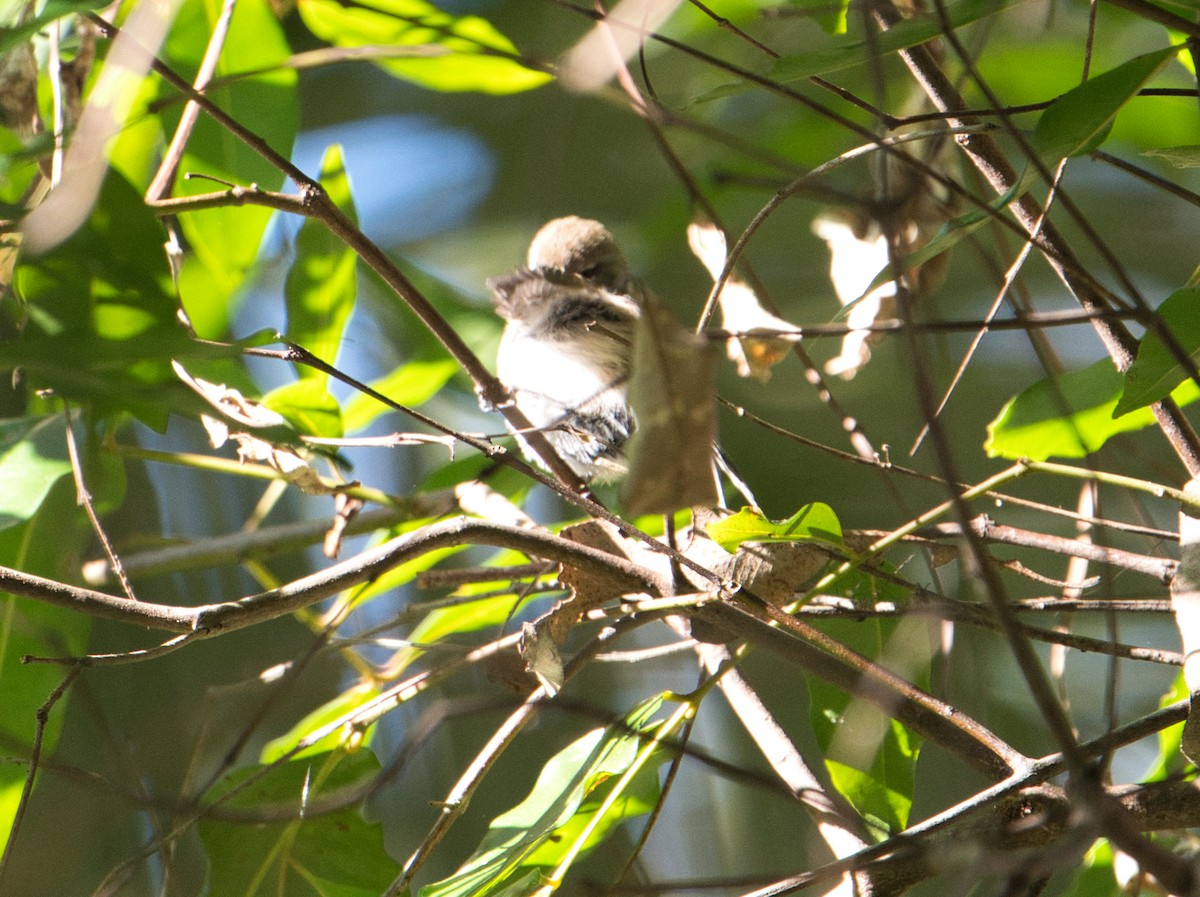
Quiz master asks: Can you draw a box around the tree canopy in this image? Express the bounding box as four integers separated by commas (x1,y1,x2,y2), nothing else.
2,1,1200,895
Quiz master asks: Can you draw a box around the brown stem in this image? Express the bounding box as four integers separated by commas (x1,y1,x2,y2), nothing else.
923,517,1179,583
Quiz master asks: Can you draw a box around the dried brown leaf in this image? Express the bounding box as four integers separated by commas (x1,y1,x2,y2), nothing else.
519,620,564,696
620,293,719,516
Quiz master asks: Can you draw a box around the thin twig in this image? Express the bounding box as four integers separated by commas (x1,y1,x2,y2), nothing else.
145,0,234,202
0,666,82,890
61,404,136,601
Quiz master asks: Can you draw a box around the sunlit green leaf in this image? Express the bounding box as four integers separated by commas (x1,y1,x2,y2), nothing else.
1115,287,1200,417
343,358,459,433
0,416,72,530
0,478,91,840
1140,672,1188,784
297,0,551,94
986,358,1200,460
9,172,224,429
1030,46,1175,161
1058,840,1122,897
1169,30,1196,76
263,376,344,439
752,0,1038,91
0,0,109,52
286,145,358,384
103,73,164,192
707,504,842,553
261,682,380,763
824,734,914,835
421,695,666,897
383,545,554,678
841,563,910,606
165,0,297,301
349,538,464,611
0,127,43,206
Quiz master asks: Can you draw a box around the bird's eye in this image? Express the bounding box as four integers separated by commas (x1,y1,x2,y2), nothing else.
578,264,600,279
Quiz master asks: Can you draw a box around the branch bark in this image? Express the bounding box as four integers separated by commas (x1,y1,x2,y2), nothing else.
2,517,671,639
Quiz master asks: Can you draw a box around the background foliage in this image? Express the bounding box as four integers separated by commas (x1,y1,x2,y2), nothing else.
1,0,1199,895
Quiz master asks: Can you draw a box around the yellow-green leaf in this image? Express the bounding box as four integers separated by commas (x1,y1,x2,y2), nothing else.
297,0,551,94
986,358,1200,460
707,504,842,553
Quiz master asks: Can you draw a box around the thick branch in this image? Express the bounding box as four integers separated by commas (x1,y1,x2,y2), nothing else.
3,517,670,638
922,517,1178,583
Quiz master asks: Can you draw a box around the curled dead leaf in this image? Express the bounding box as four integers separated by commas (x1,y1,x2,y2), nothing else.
620,293,719,516
455,480,535,529
324,494,363,558
715,541,829,605
519,620,565,696
174,361,288,429
175,361,339,495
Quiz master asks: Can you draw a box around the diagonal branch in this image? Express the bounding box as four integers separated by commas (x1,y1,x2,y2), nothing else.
697,596,1027,779
2,518,672,639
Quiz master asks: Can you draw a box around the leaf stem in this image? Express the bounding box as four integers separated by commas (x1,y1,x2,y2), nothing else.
1027,459,1200,514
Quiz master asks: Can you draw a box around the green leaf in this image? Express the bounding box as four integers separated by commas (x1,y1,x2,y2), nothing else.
262,378,345,439
807,618,926,837
343,359,459,433
1142,671,1187,783
200,752,398,897
0,127,44,207
418,453,533,505
286,145,358,384
103,72,164,192
755,0,1037,89
9,172,224,429
297,0,551,94
0,416,72,530
16,173,174,338
986,358,1200,460
1114,286,1200,417
1059,840,1122,897
1030,46,1176,161
787,0,850,34
707,504,842,553
261,682,380,763
0,0,109,53
824,737,914,836
383,546,554,678
841,563,911,606
0,477,91,841
165,0,297,304
323,521,472,684
420,695,667,897
1169,30,1196,76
